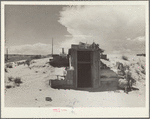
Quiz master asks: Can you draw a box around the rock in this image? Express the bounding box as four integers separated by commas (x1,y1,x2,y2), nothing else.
39,89,42,91
45,97,52,102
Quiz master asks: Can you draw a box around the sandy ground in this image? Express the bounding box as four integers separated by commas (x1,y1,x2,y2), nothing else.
4,56,146,107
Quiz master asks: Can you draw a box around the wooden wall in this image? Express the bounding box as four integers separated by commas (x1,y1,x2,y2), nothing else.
66,70,74,85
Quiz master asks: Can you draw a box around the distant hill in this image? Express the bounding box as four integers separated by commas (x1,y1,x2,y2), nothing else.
5,54,49,63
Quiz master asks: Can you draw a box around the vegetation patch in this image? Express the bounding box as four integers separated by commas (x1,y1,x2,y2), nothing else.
6,63,13,68
14,77,23,84
141,69,145,74
6,85,12,89
25,59,31,67
31,55,42,59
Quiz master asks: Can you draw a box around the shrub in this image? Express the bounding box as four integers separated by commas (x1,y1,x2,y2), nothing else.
6,63,13,68
141,64,145,69
130,77,136,85
45,97,52,102
122,55,128,61
137,61,140,66
5,68,8,72
5,57,8,63
6,85,12,89
32,55,41,59
14,77,22,84
117,63,124,71
25,59,31,67
135,69,140,75
31,61,36,64
141,69,146,74
8,76,13,82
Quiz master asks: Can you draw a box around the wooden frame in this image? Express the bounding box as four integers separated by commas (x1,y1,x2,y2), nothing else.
69,48,101,89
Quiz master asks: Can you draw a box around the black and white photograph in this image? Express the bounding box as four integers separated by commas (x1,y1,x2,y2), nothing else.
1,1,149,118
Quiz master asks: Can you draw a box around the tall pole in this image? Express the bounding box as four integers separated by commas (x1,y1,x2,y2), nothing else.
52,38,53,55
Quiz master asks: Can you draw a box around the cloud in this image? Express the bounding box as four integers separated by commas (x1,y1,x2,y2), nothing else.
126,38,131,41
133,36,145,42
65,35,92,38
58,5,146,54
126,36,145,42
7,43,62,55
113,47,131,54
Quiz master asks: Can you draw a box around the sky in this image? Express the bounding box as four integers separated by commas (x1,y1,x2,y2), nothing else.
5,5,146,55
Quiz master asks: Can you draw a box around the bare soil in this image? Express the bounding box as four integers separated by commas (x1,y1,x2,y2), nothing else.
4,56,146,107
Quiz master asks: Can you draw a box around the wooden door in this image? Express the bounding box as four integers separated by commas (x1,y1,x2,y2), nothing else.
77,51,92,88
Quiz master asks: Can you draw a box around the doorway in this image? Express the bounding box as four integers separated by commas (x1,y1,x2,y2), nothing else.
77,51,92,88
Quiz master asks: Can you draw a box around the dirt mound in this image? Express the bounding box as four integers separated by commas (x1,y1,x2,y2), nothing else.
102,55,146,84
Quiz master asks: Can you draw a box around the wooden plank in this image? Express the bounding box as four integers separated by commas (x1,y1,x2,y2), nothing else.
92,51,99,88
98,51,101,87
100,77,119,81
66,70,74,85
78,61,91,64
75,50,77,88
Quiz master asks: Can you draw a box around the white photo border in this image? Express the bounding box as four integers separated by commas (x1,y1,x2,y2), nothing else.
1,1,149,118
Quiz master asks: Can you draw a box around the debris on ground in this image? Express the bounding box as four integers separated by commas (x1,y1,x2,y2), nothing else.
45,97,52,102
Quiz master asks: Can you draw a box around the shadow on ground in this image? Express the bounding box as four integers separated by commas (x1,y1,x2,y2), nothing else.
50,60,139,93
51,85,139,93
